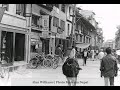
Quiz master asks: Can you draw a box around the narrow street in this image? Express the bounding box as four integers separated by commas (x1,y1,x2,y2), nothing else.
1,58,118,86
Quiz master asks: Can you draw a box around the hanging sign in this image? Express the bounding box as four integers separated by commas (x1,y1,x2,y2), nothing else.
41,15,49,31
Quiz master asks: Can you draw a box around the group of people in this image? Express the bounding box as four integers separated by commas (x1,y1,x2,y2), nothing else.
81,49,99,66
56,44,119,86
82,48,119,86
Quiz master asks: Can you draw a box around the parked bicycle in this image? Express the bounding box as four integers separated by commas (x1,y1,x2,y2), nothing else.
43,54,62,69
28,53,62,69
28,53,46,69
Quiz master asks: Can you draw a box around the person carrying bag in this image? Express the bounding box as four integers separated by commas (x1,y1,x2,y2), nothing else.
62,46,82,86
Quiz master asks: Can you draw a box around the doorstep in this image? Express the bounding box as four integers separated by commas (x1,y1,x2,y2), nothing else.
8,61,29,72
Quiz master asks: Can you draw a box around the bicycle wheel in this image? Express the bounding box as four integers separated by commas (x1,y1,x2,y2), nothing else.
43,59,52,68
29,58,38,69
52,59,58,69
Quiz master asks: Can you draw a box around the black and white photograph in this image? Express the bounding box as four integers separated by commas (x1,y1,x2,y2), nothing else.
0,4,119,86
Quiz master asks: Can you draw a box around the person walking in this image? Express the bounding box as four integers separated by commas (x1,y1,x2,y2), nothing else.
100,47,118,86
69,46,76,59
95,49,99,60
62,46,82,86
55,45,63,64
98,49,105,61
83,49,88,66
91,49,95,61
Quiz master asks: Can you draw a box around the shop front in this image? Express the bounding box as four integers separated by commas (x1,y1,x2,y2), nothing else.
30,30,50,59
0,26,28,65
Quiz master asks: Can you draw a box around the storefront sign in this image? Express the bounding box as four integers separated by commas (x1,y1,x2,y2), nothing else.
41,15,49,31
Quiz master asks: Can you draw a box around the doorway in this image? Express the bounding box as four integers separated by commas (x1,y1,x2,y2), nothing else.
1,31,13,63
14,33,25,61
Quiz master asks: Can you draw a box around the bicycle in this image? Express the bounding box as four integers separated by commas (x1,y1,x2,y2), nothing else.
43,54,61,69
28,53,46,69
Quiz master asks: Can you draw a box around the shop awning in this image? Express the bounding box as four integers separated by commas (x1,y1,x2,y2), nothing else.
76,43,90,49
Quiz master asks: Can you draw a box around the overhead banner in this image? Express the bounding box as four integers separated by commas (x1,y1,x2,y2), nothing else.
0,7,5,22
76,43,90,49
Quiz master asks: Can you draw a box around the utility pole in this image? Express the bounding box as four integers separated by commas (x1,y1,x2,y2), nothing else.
70,4,76,47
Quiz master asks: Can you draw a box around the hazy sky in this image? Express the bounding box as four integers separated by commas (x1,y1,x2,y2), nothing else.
77,4,120,42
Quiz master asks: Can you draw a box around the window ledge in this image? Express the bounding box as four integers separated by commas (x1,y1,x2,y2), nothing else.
4,11,26,20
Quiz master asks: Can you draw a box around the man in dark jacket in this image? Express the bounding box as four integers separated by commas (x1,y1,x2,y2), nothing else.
62,57,81,86
100,47,118,86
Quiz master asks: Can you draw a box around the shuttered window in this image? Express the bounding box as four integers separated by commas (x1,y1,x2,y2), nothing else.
60,20,65,31
53,16,59,27
32,14,40,27
16,4,26,16
61,4,65,13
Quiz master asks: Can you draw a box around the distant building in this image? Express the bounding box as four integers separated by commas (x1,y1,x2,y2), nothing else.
77,9,104,50
103,39,115,49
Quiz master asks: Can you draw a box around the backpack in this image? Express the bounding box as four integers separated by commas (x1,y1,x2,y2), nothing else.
62,57,81,77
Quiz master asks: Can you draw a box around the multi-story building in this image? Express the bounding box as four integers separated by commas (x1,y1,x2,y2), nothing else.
27,4,74,56
0,4,103,65
103,39,115,49
66,4,74,48
25,4,75,61
25,4,53,61
0,4,29,65
78,9,103,50
49,4,67,55
75,8,96,51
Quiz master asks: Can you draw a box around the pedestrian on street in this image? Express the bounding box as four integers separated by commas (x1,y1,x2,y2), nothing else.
98,49,105,62
62,58,81,86
62,47,82,86
69,46,76,59
100,47,118,86
95,49,99,60
91,49,95,61
55,45,63,63
83,49,88,66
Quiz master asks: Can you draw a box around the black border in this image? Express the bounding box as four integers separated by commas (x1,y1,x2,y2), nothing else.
1,0,120,4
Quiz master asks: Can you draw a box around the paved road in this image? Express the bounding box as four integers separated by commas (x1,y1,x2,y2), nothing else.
1,58,120,86
11,59,105,86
